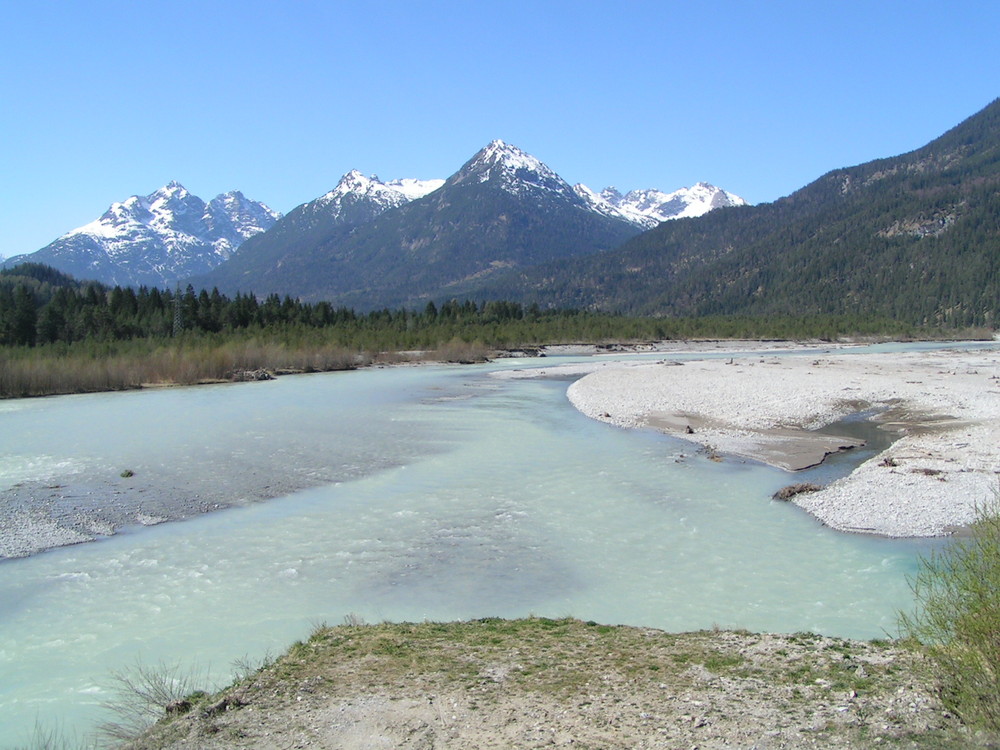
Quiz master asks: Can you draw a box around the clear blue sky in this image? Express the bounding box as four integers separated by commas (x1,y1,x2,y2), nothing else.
1,0,997,259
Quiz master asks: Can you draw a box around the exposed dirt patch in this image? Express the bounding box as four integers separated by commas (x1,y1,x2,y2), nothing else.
125,618,988,749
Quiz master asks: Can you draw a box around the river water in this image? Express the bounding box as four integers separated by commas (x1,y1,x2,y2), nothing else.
0,347,949,745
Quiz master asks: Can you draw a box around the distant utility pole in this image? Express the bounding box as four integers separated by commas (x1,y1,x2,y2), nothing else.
173,283,182,336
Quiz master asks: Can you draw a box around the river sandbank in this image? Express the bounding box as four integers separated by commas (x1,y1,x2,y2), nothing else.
0,461,318,560
553,345,999,537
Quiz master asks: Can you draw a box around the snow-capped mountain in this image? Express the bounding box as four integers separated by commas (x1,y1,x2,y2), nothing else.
7,141,744,297
451,139,744,228
200,140,645,306
451,139,582,202
196,139,747,308
4,182,280,287
575,183,747,229
193,170,444,294
311,170,443,221
204,190,283,250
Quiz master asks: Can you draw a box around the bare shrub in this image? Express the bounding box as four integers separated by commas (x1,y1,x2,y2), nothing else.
230,649,275,686
432,338,490,364
97,660,212,744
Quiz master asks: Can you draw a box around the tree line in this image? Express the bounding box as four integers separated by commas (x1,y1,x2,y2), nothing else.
1,262,984,399
0,263,558,348
3,262,940,353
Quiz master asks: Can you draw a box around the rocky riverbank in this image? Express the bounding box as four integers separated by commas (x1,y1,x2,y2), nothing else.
125,618,988,749
557,345,1000,537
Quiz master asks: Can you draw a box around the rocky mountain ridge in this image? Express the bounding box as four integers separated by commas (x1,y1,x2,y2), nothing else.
8,141,744,298
3,183,279,288
197,140,745,307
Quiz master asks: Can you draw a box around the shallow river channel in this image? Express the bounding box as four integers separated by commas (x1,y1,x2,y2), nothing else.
0,347,945,745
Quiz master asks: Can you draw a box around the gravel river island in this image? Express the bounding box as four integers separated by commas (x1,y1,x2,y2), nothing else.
559,344,1000,537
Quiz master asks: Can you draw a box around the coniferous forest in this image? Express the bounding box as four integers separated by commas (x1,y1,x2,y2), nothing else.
1,262,961,399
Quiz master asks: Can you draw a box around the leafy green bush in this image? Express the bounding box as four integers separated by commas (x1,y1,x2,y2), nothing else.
899,487,1000,734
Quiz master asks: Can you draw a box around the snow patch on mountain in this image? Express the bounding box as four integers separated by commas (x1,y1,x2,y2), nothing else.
314,171,444,221
574,182,746,228
385,177,445,200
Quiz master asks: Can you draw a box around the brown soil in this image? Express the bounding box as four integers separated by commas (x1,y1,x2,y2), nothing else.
124,618,989,749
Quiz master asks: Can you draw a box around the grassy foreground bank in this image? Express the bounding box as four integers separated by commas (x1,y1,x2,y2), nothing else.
120,618,986,749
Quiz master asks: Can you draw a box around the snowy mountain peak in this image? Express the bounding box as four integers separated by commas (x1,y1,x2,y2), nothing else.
600,187,624,203
206,191,281,243
463,140,558,180
213,189,247,206
5,183,280,287
318,171,444,213
576,182,748,228
450,140,745,225
453,140,579,204
572,183,632,223
478,139,533,163
209,190,280,221
328,170,376,197
148,181,190,206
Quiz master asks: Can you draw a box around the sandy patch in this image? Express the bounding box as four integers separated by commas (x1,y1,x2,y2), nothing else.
561,346,1000,537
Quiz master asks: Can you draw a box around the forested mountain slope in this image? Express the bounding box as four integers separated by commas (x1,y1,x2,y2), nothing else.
201,141,641,308
479,98,1000,326
193,172,444,297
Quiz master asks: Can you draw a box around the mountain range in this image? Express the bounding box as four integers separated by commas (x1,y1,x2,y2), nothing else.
6,97,999,326
2,183,280,288
194,140,745,307
574,182,746,228
6,142,744,302
469,98,1000,327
